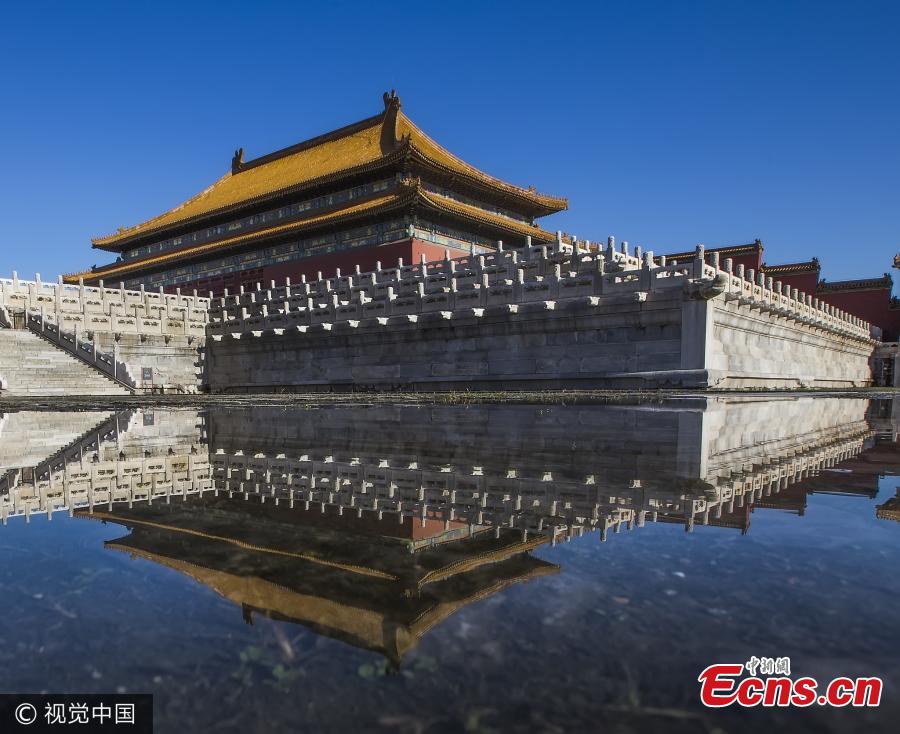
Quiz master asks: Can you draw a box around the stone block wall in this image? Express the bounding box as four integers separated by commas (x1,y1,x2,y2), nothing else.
93,334,205,393
705,299,874,387
682,396,872,479
206,243,875,391
107,408,206,458
208,290,690,391
208,403,688,485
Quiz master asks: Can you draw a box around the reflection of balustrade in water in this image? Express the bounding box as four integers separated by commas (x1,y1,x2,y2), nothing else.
0,400,884,538
208,423,872,543
0,409,210,523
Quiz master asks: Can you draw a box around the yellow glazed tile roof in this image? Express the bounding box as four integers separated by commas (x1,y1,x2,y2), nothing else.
93,95,567,250
760,259,820,275
818,275,893,292
93,116,392,249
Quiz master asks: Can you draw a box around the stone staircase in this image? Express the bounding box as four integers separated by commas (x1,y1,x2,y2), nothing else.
26,311,136,389
0,330,132,396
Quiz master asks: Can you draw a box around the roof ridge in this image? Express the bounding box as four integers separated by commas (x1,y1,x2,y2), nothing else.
236,112,387,173
819,274,892,288
761,258,821,272
665,242,762,259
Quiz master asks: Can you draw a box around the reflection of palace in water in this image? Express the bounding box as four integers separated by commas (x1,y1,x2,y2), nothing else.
2,398,898,660
96,498,557,664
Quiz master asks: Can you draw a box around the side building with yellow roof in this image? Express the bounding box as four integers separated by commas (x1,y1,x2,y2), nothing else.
66,92,566,294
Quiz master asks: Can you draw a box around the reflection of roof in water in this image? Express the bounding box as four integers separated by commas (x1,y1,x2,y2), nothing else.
87,496,558,664
876,491,900,522
85,495,552,584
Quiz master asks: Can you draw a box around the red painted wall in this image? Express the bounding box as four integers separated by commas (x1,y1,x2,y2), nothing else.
771,272,819,295
818,287,900,341
667,247,763,274
175,238,471,296
724,251,764,274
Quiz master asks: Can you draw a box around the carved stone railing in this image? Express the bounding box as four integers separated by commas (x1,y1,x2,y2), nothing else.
206,242,873,343
207,240,639,317
1,239,875,348
713,253,873,339
0,273,209,337
0,410,129,496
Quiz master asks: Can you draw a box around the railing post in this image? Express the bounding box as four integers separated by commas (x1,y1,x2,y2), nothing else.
641,251,653,289
692,245,705,279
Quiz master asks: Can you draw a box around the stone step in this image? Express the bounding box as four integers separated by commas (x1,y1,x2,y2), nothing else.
0,330,131,396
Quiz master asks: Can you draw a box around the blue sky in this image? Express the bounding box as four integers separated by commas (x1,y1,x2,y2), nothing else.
0,0,897,283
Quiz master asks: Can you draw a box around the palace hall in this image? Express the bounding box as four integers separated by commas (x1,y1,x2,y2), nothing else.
63,91,898,343
66,92,566,295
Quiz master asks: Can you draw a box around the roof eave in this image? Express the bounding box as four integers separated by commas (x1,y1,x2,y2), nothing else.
665,242,763,261
407,145,567,217
80,190,417,282
417,190,557,244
